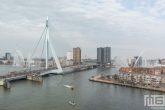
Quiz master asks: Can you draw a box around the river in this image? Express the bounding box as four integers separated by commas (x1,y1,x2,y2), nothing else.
0,65,164,110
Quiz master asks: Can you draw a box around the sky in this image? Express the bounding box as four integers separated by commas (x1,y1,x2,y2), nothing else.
0,0,165,59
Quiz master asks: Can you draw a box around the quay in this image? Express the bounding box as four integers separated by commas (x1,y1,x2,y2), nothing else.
89,75,165,92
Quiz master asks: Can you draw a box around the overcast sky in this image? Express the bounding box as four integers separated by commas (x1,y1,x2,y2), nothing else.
0,0,165,59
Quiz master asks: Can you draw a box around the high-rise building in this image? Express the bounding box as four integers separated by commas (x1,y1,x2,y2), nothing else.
5,53,11,60
134,56,142,67
97,47,111,64
67,51,73,60
97,47,102,64
73,47,81,64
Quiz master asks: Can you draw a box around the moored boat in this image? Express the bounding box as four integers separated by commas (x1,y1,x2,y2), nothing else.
69,101,76,106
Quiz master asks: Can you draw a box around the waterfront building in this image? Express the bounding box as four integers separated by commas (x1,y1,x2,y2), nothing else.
120,67,165,75
67,51,73,60
97,47,111,64
5,53,11,60
118,70,164,85
73,47,81,64
66,60,73,66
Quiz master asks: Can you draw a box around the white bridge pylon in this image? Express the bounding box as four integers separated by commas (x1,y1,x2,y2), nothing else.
39,17,63,76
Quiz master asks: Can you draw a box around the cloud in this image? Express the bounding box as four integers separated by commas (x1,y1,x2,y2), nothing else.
0,0,165,59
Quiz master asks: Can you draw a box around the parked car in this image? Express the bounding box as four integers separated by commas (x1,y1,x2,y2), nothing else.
155,86,160,88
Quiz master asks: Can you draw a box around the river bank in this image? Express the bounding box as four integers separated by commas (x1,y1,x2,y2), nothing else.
89,75,165,92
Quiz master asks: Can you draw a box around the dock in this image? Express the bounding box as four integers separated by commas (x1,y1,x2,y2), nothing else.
89,75,165,92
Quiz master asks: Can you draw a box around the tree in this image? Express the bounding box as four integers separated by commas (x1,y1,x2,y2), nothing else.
159,77,164,88
107,75,110,80
114,74,118,80
100,74,104,79
139,75,143,85
131,74,134,83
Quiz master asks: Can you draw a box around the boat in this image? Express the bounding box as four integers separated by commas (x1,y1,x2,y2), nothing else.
63,85,74,90
70,86,74,90
69,101,76,106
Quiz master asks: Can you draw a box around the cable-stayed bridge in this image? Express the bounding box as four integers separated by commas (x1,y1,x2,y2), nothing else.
0,17,98,87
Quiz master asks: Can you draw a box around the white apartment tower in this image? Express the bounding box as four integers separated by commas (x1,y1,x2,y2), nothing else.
67,51,73,60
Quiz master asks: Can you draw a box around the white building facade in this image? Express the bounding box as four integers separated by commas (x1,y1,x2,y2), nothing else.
67,51,73,60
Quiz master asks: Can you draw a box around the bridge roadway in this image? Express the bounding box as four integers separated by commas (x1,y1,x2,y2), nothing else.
0,64,99,81
0,67,57,81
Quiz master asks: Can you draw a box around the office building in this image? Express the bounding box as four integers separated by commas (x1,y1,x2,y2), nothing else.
97,47,102,64
67,51,73,60
134,56,142,67
97,47,111,64
5,53,11,60
73,47,81,64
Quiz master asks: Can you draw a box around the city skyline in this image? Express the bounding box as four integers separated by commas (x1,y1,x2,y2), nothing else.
1,1,165,110
1,0,165,59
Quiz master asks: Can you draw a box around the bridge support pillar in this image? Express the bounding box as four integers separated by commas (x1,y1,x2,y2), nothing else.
26,74,43,82
0,79,4,86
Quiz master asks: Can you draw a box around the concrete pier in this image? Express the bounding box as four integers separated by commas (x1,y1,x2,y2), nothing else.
0,79,4,86
26,74,42,82
3,80,10,89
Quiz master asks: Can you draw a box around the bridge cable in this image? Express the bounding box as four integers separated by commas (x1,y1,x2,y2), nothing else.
30,27,46,69
49,23,72,57
39,27,47,69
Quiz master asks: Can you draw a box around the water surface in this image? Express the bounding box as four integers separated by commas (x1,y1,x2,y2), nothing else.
0,66,164,110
